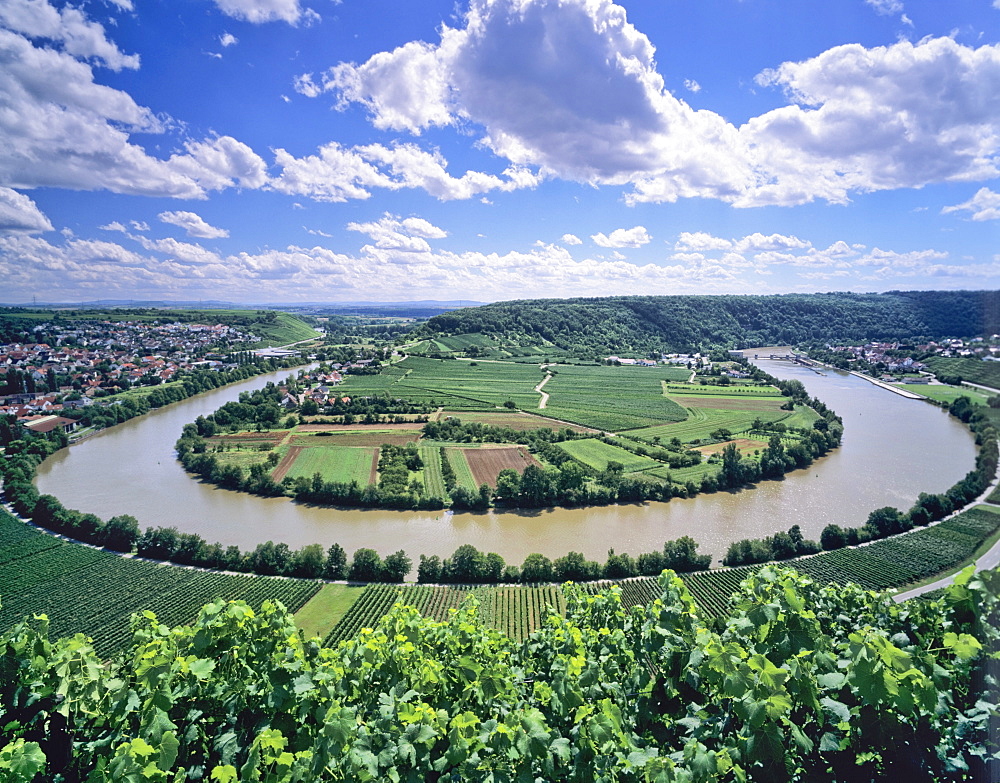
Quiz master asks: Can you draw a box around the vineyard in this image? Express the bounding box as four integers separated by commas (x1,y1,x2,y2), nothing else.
0,509,321,657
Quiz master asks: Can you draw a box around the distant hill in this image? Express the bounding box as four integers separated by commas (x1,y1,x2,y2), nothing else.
417,291,1000,355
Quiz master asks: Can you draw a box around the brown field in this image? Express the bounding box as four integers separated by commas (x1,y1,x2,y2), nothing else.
368,449,380,485
439,411,596,433
297,422,424,432
290,431,420,447
465,446,539,487
208,432,287,447
670,396,786,411
271,446,303,482
694,438,769,456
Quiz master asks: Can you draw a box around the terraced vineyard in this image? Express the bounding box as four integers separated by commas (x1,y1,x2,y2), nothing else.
0,509,321,657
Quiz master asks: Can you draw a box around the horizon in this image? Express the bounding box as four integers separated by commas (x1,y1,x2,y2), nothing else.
1,0,999,303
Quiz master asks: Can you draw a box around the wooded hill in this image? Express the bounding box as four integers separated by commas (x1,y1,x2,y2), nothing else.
418,291,1000,355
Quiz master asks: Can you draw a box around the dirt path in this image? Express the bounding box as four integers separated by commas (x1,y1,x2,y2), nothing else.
271,446,303,482
535,372,552,409
367,448,380,485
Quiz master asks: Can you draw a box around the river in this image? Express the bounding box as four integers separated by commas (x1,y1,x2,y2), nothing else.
34,360,976,566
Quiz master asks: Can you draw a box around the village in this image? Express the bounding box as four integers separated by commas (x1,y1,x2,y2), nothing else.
0,319,259,434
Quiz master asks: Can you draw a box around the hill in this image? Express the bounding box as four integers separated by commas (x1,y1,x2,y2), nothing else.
415,291,1000,356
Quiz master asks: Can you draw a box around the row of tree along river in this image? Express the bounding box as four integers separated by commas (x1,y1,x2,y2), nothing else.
34,359,976,567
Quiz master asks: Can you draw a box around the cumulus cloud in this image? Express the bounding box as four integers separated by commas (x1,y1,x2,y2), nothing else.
220,32,238,47
212,0,319,25
271,141,540,201
684,79,701,93
0,187,53,234
942,188,1000,221
346,213,446,253
746,37,1000,205
561,233,583,245
158,210,230,239
297,0,1000,206
865,0,903,16
0,5,272,200
592,226,651,248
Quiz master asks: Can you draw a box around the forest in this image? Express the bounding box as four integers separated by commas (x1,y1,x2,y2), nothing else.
415,291,1000,356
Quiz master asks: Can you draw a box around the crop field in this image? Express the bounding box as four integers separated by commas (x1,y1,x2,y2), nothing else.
695,438,770,456
892,383,994,406
438,410,595,433
542,364,690,431
324,583,568,645
465,446,538,487
387,356,544,411
0,509,320,657
209,431,288,447
925,356,1000,390
556,438,661,473
625,408,789,444
420,445,448,496
445,448,479,491
646,462,720,485
669,395,788,411
291,430,419,447
663,383,783,397
282,445,378,484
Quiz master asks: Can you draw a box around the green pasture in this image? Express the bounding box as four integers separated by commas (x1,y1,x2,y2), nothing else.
294,583,366,640
925,356,1000,390
556,438,661,473
542,364,690,431
625,408,789,444
420,445,448,496
389,356,543,410
893,383,994,406
283,445,375,484
646,462,721,486
662,382,783,396
445,448,479,491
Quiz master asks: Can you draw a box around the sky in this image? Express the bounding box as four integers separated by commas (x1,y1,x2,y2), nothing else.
1,0,999,305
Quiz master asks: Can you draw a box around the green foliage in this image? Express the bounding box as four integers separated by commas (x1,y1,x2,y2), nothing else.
1,566,997,781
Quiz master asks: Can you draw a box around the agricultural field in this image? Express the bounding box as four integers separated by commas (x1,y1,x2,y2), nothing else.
695,438,771,456
420,445,448,496
925,356,1000,390
291,430,419,447
388,356,544,410
281,445,377,485
438,410,595,433
892,383,995,406
0,509,320,658
445,448,479,491
625,408,789,444
542,364,690,431
556,438,661,473
465,446,538,487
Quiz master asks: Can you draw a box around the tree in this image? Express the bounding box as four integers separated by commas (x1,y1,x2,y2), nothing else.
380,550,412,583
820,524,848,550
102,514,139,552
519,553,553,583
290,543,325,578
417,554,442,584
720,442,744,488
324,543,348,579
348,548,382,582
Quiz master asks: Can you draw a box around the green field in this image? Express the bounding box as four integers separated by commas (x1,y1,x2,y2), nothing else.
556,438,661,473
387,356,544,410
445,447,479,491
892,383,995,406
662,382,783,396
542,364,690,431
626,408,789,443
0,508,320,657
283,445,376,484
925,356,1000,390
420,445,448,496
293,583,366,640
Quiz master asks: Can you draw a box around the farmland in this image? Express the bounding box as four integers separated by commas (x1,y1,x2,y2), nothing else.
891,383,995,406
0,508,320,657
282,445,377,485
465,446,538,487
556,438,660,473
445,447,479,491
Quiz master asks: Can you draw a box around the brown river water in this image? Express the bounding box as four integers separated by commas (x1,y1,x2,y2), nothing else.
35,360,976,567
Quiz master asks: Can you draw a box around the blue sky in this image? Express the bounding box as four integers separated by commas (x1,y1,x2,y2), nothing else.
1,0,998,304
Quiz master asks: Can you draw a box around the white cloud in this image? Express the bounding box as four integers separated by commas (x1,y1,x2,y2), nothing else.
746,37,1000,205
130,220,149,231
684,79,701,93
0,187,53,234
675,232,733,252
942,187,1000,221
271,141,540,202
212,0,319,25
220,32,238,47
346,214,446,253
561,233,582,245
0,9,270,200
100,221,126,232
0,0,139,70
591,226,651,248
301,2,1000,207
865,0,903,16
158,210,230,239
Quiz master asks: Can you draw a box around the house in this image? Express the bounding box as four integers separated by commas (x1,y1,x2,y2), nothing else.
22,415,77,435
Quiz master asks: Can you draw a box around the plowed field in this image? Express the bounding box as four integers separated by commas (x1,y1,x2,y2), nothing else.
291,431,420,447
465,446,539,487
